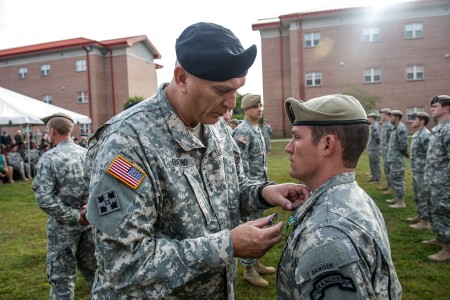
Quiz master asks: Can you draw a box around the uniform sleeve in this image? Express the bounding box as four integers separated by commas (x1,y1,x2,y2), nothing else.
32,156,81,225
398,126,409,152
294,227,386,300
232,128,250,175
86,133,235,297
374,126,381,144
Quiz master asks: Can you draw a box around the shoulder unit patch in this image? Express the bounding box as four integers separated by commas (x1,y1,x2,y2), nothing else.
106,155,146,189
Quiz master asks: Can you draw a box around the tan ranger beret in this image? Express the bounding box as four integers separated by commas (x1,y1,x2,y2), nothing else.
241,94,261,110
284,94,369,126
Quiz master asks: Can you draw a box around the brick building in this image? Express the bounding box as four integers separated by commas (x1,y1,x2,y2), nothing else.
0,36,161,135
253,0,450,137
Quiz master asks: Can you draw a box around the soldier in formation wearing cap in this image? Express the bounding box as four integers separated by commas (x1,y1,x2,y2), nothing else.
378,108,393,192
406,112,431,230
278,95,402,299
32,113,96,299
385,110,409,208
232,94,275,287
262,119,273,154
85,22,308,299
366,113,381,183
421,95,450,262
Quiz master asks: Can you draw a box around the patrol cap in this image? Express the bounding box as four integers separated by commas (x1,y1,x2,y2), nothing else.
389,110,403,117
230,119,239,125
176,22,257,81
412,112,429,118
284,94,369,126
42,112,74,125
241,94,261,110
379,108,391,114
367,112,377,118
430,95,450,106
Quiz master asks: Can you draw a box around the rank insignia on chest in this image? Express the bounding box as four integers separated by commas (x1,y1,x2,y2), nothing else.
96,190,121,215
107,155,146,189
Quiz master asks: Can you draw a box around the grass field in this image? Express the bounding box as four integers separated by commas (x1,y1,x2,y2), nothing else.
0,139,449,299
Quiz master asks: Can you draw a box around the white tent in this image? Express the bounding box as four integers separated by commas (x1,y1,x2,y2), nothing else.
0,87,91,125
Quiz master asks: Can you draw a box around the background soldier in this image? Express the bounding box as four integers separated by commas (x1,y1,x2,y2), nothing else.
32,113,96,299
407,112,431,230
378,108,392,192
422,95,450,262
233,94,275,287
385,110,409,208
262,119,273,154
367,112,381,183
6,143,32,181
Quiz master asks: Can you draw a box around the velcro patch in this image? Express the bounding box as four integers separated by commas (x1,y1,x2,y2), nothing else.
96,190,121,215
310,273,356,300
106,155,145,189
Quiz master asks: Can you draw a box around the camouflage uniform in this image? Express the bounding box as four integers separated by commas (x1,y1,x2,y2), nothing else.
6,150,31,179
32,140,96,300
368,121,381,181
233,119,268,267
380,120,392,182
277,172,402,299
86,83,268,299
425,119,450,242
262,123,273,153
410,127,431,220
23,147,41,176
386,122,408,199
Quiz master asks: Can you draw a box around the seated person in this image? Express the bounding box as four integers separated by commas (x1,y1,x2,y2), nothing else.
7,144,32,181
0,145,14,183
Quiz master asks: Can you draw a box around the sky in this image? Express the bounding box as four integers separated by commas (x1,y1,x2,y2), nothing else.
0,0,407,95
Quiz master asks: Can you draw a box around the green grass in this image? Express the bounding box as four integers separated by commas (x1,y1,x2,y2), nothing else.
1,139,449,299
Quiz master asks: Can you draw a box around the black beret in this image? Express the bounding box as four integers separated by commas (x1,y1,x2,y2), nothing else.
176,22,257,81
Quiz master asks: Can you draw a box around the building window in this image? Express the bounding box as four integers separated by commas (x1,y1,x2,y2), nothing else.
364,68,381,83
305,72,322,87
406,65,424,81
407,107,425,121
79,124,90,136
405,23,423,39
40,64,51,76
304,33,320,48
42,94,52,104
18,67,28,79
75,59,86,72
363,27,380,42
77,91,88,103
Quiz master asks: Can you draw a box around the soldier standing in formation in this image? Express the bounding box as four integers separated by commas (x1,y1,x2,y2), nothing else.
233,94,275,287
262,119,273,154
422,95,450,262
367,112,381,183
378,108,392,192
385,110,409,208
407,112,431,230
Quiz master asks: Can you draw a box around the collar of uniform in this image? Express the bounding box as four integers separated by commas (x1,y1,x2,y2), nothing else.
291,172,356,227
241,119,261,133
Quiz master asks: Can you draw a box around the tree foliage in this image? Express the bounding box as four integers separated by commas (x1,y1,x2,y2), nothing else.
341,86,379,113
123,96,145,110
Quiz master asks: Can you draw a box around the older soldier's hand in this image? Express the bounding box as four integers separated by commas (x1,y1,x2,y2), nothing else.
231,215,283,258
262,183,309,210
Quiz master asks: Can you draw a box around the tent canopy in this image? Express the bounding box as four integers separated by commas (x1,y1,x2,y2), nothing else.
0,87,91,126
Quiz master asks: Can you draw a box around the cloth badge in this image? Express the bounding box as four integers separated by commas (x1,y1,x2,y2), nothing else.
96,190,121,215
310,273,356,300
106,155,146,189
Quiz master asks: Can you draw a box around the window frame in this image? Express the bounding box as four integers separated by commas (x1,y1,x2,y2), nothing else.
75,59,87,72
42,94,52,104
405,23,423,39
18,67,28,79
362,27,380,43
364,68,381,83
77,91,89,104
40,64,51,76
304,33,320,48
305,72,322,87
406,65,424,81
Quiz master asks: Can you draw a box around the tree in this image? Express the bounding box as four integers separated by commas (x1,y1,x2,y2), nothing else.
341,86,379,112
123,96,144,110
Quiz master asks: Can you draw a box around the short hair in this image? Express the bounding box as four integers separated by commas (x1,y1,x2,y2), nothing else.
47,117,74,135
309,124,369,168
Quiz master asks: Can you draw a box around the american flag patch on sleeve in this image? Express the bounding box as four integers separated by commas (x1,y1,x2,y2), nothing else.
106,155,146,189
